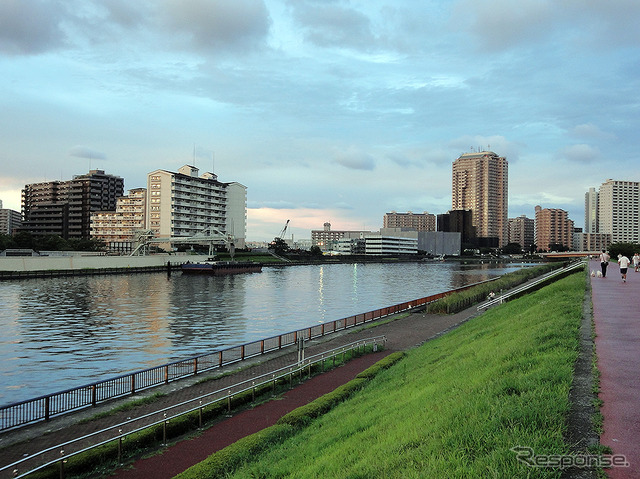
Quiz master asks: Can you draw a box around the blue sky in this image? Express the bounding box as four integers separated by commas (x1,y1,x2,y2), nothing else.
1,0,639,242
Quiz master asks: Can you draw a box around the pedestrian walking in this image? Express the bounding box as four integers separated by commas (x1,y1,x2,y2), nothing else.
618,254,631,283
633,252,640,272
600,250,610,278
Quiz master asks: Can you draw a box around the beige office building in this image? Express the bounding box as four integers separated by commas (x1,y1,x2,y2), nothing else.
383,211,436,231
508,215,535,251
91,188,147,253
452,151,508,246
534,206,574,251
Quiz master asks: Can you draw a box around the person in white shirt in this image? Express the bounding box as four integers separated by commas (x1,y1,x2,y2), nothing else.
600,250,610,277
633,253,640,272
618,254,631,282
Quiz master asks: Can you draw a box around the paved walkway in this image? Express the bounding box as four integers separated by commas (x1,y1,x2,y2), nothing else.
590,258,640,479
0,304,479,479
3,264,635,478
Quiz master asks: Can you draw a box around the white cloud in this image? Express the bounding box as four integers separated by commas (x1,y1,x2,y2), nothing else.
558,144,601,164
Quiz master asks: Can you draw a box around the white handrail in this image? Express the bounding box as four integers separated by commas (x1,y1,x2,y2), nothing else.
477,260,585,311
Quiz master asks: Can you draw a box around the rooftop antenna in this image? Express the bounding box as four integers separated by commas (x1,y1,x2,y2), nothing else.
212,151,215,174
193,144,196,167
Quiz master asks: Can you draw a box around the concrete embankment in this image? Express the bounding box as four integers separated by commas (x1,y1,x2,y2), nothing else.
0,254,187,279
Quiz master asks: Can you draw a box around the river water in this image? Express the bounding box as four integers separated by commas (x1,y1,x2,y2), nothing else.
0,261,527,406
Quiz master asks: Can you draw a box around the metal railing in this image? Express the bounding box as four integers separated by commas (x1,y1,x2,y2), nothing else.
477,260,585,311
1,336,386,479
0,279,492,432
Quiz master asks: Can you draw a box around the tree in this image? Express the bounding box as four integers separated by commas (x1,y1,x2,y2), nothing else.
309,245,323,257
501,242,522,254
268,237,290,256
608,242,639,260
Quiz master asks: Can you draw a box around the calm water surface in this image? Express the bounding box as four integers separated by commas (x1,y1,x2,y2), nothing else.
0,262,527,406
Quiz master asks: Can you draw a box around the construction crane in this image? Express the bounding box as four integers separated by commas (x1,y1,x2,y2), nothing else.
269,219,290,255
278,219,290,241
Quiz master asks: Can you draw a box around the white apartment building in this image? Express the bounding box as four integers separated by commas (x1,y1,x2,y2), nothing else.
147,165,247,249
0,208,22,235
597,179,640,244
91,188,147,253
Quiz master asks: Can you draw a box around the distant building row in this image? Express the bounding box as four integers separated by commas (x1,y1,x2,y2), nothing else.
16,165,247,253
311,222,461,256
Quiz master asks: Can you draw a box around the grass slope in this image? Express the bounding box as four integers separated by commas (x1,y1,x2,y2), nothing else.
222,272,585,478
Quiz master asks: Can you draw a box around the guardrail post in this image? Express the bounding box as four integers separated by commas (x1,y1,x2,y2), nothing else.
45,396,50,421
198,400,203,429
193,358,198,376
218,351,223,367
241,345,245,360
117,429,124,465
162,413,168,445
59,449,66,479
261,340,265,354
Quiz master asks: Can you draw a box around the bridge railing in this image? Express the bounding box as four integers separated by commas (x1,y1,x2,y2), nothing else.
477,260,585,311
1,336,387,479
0,279,493,432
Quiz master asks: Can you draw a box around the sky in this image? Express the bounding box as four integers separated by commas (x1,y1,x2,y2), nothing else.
1,0,639,242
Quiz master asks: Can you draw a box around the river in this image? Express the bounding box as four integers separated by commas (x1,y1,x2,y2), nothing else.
0,261,528,406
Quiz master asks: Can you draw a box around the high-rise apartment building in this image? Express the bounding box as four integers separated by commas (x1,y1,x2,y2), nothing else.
597,179,639,244
91,188,147,253
534,205,574,251
147,165,247,248
584,187,598,234
0,208,22,235
21,170,124,239
508,215,535,251
383,211,436,231
452,151,508,247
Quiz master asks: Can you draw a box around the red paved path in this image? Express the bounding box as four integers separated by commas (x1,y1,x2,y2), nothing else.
591,259,640,479
111,351,391,479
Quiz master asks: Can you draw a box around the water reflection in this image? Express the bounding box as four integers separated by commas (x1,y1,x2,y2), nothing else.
0,261,526,406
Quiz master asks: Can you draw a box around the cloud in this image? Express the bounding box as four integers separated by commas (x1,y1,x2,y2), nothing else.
570,123,614,141
0,0,67,55
69,146,107,160
453,0,640,52
333,148,375,171
558,144,601,164
159,0,271,54
452,0,556,51
291,2,377,51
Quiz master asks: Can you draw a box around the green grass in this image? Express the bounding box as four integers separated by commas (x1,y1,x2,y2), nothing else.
182,271,585,478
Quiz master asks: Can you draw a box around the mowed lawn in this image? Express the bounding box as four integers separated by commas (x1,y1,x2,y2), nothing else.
220,272,585,478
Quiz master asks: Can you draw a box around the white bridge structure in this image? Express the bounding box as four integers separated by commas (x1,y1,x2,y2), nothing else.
130,226,235,257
